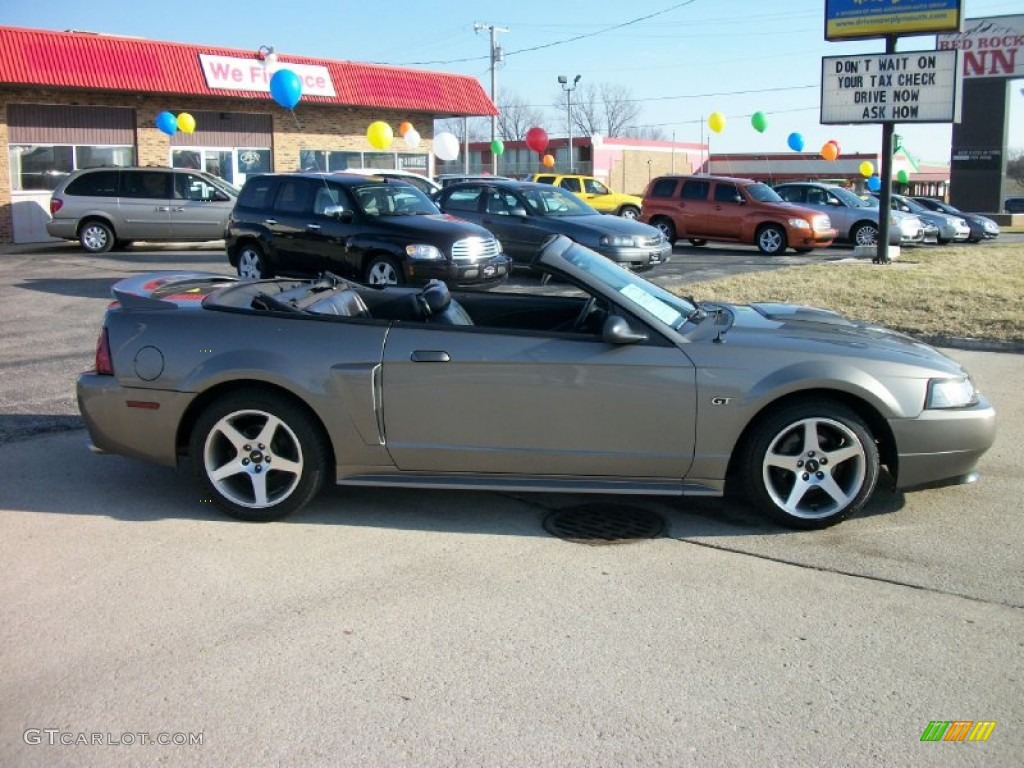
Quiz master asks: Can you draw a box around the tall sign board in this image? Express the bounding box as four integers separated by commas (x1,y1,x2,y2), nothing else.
825,0,962,41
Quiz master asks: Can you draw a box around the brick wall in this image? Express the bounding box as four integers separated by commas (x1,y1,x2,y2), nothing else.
0,86,436,244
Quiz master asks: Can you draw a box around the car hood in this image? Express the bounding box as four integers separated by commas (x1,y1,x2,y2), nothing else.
708,301,963,374
385,213,498,240
544,213,660,237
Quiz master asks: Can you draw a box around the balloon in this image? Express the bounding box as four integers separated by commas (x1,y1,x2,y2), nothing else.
859,161,874,178
155,111,178,136
750,111,768,133
542,154,555,168
404,129,421,149
269,69,302,110
787,132,804,152
490,139,505,156
398,121,413,137
176,112,196,134
433,131,460,162
367,121,394,150
525,127,549,153
821,142,839,161
897,170,909,184
828,140,842,155
708,111,726,134
867,176,881,192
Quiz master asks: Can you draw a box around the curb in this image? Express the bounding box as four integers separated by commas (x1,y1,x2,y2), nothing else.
920,336,1024,354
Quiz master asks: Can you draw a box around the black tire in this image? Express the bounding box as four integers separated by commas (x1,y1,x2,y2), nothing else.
651,217,676,244
618,205,640,220
740,399,879,529
190,390,330,522
364,254,404,286
756,224,787,256
688,238,708,247
851,222,878,247
794,247,814,254
236,242,272,279
78,220,115,253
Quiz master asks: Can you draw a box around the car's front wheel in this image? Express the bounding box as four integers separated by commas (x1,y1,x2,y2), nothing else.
618,205,640,220
650,217,676,244
190,390,329,521
79,220,115,253
236,243,271,279
741,400,880,529
756,224,787,256
688,239,708,247
364,254,404,285
852,222,878,246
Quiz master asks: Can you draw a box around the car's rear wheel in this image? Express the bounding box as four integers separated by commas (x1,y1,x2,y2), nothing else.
236,243,271,279
650,217,676,244
79,220,115,253
365,254,404,285
851,222,878,246
618,205,640,220
741,400,879,529
688,238,708,247
756,224,787,256
190,390,329,522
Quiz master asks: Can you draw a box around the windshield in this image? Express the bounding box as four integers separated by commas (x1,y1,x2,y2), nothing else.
830,186,873,208
520,185,598,217
558,242,696,330
898,196,928,214
352,183,439,216
747,183,784,203
203,172,240,197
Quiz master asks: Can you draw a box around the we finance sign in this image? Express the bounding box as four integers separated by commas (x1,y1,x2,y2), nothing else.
820,50,961,124
199,55,336,98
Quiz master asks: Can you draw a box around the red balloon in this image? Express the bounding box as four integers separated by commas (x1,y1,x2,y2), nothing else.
828,139,841,155
525,127,549,153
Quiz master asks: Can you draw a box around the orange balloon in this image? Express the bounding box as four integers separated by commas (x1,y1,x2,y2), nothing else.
398,121,413,137
542,153,555,167
821,142,839,161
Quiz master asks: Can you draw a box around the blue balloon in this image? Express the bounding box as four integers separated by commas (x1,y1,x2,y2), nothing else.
155,110,178,136
786,132,805,152
269,69,302,110
867,175,881,192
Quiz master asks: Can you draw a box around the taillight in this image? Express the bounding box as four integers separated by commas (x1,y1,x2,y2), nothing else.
50,198,63,215
94,328,113,375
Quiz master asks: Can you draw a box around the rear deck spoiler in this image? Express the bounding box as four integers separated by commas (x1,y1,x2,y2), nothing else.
110,272,238,310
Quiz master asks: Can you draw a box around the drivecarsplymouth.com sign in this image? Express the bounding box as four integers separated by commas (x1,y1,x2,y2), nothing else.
820,50,962,124
825,0,963,41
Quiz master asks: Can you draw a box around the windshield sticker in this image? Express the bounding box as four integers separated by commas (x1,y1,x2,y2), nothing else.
620,284,683,326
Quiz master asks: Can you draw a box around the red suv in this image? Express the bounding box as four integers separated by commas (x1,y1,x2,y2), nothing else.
641,174,836,255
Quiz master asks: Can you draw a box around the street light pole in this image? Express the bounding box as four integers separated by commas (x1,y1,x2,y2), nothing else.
558,74,581,173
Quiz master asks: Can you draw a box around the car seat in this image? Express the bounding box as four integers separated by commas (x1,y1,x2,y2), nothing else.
416,280,473,325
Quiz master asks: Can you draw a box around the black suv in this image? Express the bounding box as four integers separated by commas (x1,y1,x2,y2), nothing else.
226,172,509,287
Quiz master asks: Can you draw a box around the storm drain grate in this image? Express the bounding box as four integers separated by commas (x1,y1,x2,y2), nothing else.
543,504,665,545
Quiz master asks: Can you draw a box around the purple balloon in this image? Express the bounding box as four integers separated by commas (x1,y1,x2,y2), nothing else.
269,69,302,110
786,132,804,152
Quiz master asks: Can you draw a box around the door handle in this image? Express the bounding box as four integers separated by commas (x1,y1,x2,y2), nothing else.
172,207,184,212
410,350,450,363
156,206,170,212
306,223,321,231
263,218,277,226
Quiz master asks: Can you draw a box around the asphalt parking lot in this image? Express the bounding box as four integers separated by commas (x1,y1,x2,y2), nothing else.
1,240,1022,767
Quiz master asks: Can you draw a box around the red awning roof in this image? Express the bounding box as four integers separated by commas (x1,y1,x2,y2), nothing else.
0,26,497,116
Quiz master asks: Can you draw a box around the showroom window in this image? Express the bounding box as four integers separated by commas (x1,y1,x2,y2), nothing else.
8,144,134,191
299,150,429,173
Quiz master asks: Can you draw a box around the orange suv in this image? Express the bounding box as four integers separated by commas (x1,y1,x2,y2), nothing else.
640,174,836,255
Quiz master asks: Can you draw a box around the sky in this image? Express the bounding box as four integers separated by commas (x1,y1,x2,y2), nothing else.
6,0,1022,164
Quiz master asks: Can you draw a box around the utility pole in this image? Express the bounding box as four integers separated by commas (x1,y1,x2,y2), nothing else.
474,22,509,175
558,74,581,173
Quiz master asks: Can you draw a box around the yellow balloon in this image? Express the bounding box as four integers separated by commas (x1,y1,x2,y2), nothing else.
708,111,726,134
367,121,394,150
859,160,874,178
176,113,196,134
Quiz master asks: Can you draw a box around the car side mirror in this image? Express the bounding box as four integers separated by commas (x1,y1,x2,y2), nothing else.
214,191,231,202
602,315,648,344
324,204,353,222
732,195,744,204
509,207,528,217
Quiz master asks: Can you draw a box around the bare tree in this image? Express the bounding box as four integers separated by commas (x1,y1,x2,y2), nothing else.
1007,148,1024,191
433,116,490,144
551,82,641,138
496,90,545,142
622,124,669,141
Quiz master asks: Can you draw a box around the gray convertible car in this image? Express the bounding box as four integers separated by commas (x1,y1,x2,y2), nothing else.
77,236,995,529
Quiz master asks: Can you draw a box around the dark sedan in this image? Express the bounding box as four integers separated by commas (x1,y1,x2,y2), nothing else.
436,179,670,270
910,197,1001,243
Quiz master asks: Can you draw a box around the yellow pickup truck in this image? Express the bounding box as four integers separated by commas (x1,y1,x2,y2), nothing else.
530,173,642,219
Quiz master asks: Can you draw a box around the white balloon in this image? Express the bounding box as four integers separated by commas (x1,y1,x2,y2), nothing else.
433,131,460,162
404,129,421,149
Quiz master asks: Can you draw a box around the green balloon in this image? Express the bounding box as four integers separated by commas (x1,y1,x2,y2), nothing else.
490,139,505,156
897,170,909,184
751,111,768,133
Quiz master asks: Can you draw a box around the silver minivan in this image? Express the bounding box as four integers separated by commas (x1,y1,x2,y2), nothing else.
47,167,238,253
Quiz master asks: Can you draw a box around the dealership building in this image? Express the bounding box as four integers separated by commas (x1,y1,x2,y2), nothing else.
0,25,496,244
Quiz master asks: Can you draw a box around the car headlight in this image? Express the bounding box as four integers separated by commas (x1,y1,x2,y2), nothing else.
405,244,443,260
927,377,979,409
599,235,638,247
788,218,811,230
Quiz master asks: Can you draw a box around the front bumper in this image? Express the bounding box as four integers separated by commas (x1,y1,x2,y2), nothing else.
889,397,996,490
408,254,512,287
596,243,672,270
